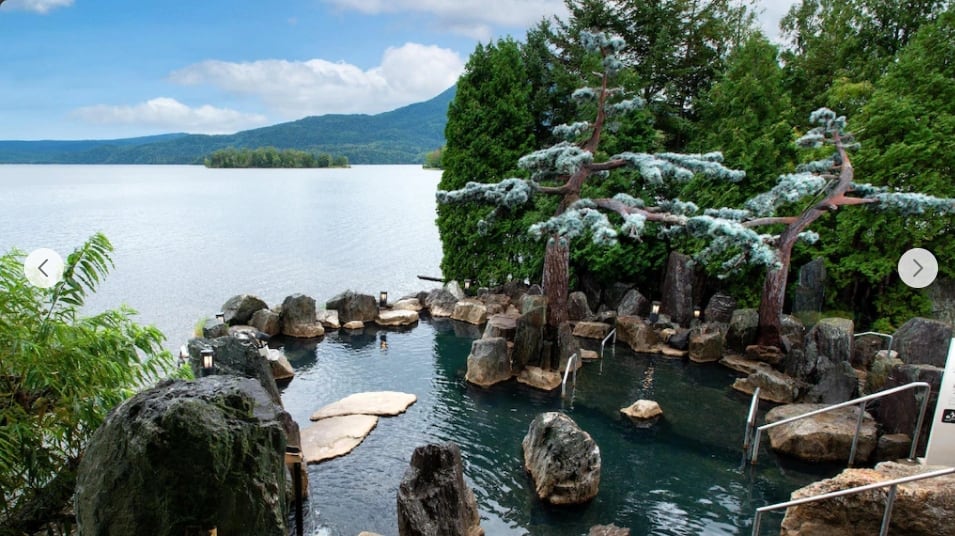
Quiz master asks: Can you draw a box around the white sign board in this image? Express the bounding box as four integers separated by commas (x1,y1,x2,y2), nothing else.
925,338,955,465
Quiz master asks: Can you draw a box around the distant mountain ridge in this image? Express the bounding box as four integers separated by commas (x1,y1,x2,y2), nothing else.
0,86,455,165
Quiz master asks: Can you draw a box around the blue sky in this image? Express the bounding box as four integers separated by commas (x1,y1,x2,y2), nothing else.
0,0,796,140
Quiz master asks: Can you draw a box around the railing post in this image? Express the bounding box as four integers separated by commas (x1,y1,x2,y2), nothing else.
743,387,761,457
879,484,898,536
751,511,762,536
911,384,930,460
750,428,762,465
848,401,867,467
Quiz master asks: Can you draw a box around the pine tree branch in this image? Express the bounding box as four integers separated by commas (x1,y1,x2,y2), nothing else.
592,198,687,225
742,217,800,228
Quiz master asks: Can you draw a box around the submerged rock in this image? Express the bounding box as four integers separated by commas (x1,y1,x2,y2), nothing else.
516,366,562,391
75,377,288,536
396,442,484,536
310,391,417,421
522,412,601,505
620,400,663,426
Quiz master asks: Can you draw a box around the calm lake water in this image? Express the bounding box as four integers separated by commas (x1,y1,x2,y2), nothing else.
0,165,826,535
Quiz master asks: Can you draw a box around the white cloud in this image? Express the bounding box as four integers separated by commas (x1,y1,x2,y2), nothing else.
2,0,73,14
169,42,464,118
71,98,268,134
324,0,567,39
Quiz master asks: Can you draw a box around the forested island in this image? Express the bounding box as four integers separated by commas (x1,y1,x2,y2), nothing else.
204,147,349,168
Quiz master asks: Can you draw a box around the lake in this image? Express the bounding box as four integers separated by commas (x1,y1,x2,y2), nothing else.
0,165,825,535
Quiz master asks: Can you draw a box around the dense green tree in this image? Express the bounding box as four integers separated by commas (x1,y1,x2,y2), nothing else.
423,147,444,169
814,9,955,329
0,234,180,533
437,38,546,286
204,147,348,168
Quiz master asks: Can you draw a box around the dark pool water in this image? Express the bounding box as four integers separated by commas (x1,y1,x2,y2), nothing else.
278,318,831,536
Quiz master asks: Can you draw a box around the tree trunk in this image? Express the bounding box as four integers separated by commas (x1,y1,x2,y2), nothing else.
756,244,792,348
542,236,569,328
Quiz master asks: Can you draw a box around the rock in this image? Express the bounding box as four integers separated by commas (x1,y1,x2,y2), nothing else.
765,404,877,463
250,309,281,337
704,293,737,324
270,351,295,383
376,309,420,327
659,346,688,358
780,461,955,536
202,318,229,339
866,350,902,393
780,314,807,353
785,317,853,387
804,360,859,404
589,525,630,536
660,251,694,326
483,314,517,340
343,320,365,330
516,366,562,391
221,294,268,326
792,257,827,315
580,349,599,361
720,354,768,375
616,289,649,317
601,282,633,311
522,412,601,505
620,400,663,424
300,414,379,464
187,336,282,405
557,322,582,372
929,278,955,326
875,433,913,463
726,309,758,352
689,329,724,363
574,322,612,341
75,377,288,536
396,442,484,536
310,391,417,420
568,291,594,321
512,307,544,370
279,294,325,338
668,329,690,351
520,294,548,325
317,309,341,329
465,337,511,387
872,363,943,457
425,289,459,317
393,297,423,312
853,332,888,369
446,280,466,300
732,367,799,404
616,315,659,353
328,291,380,324
451,299,488,325
894,317,954,367
745,344,785,366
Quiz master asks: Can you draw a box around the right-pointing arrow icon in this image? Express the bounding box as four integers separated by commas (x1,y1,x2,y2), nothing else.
899,248,938,289
913,259,924,278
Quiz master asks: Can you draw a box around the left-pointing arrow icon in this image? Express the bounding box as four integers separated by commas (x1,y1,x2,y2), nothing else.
38,258,49,277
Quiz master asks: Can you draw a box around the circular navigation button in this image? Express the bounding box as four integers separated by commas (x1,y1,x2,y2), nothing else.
898,248,938,289
23,248,65,289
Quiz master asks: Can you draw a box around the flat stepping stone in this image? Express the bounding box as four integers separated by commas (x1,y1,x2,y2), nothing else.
310,391,417,421
301,414,378,464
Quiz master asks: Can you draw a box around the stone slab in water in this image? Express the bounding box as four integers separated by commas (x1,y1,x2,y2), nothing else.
516,366,562,391
310,391,417,421
301,414,379,464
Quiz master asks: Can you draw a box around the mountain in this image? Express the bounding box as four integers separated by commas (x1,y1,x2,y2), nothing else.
0,86,455,165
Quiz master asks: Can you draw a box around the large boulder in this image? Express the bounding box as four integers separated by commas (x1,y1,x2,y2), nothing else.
201,318,229,339
703,293,736,324
483,314,517,340
187,336,281,405
620,400,663,425
792,257,827,315
573,321,612,340
512,299,546,370
765,403,877,463
660,251,694,326
601,282,633,311
726,308,758,352
221,294,268,326
616,289,649,317
732,366,799,404
780,462,955,536
615,315,659,353
301,414,378,464
375,309,420,327
280,294,325,338
568,291,594,321
893,317,953,367
424,289,459,318
689,328,724,363
397,442,484,536
310,391,417,420
522,412,601,505
786,317,854,389
327,290,379,323
445,281,466,300
317,309,341,329
804,361,859,404
75,377,288,536
465,337,511,387
872,363,943,457
853,332,887,370
250,308,281,337
451,299,488,325
515,367,562,391
557,321,582,373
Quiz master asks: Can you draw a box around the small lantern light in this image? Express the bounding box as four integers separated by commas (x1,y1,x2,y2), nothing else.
215,311,225,324
200,348,214,377
379,291,388,308
649,301,661,324
694,306,701,319
464,279,471,291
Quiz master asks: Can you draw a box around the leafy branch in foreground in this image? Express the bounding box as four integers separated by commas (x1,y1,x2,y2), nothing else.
0,232,180,533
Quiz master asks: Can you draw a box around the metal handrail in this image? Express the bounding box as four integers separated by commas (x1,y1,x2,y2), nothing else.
561,353,579,398
748,382,932,466
855,331,894,354
600,328,617,357
742,387,762,455
751,466,955,536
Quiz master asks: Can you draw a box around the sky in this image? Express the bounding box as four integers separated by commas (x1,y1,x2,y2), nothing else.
0,0,797,140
